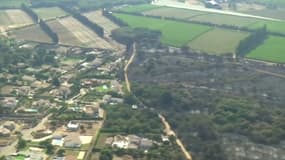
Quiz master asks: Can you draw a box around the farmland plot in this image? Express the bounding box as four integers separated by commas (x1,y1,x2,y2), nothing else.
246,36,285,63
188,28,249,55
9,24,52,43
0,9,33,32
190,13,258,27
143,7,205,19
48,17,112,49
33,7,67,20
83,10,119,36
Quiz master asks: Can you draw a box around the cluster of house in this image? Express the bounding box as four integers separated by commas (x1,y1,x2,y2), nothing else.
105,135,157,150
0,121,17,138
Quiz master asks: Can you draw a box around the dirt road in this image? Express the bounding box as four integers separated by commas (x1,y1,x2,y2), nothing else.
159,114,192,160
124,43,192,160
124,43,136,93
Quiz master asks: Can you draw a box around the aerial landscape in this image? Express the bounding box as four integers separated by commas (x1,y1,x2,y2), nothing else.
0,0,285,160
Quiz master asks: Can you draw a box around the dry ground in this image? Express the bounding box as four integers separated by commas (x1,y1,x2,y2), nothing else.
83,10,119,36
9,24,52,43
0,9,34,32
50,16,112,49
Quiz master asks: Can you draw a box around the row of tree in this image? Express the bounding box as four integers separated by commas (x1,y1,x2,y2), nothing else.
21,4,59,44
236,26,267,56
39,20,59,43
102,9,128,27
21,4,39,22
60,6,104,37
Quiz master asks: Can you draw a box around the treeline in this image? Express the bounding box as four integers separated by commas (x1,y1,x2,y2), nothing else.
39,20,59,43
21,4,39,23
236,26,267,56
102,9,128,27
60,6,104,37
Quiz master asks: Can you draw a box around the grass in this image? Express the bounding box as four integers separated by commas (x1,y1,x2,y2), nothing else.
119,4,160,13
246,36,285,63
248,20,285,34
191,13,258,27
143,7,206,19
0,0,28,8
189,28,249,55
33,7,67,20
114,13,212,47
95,132,114,149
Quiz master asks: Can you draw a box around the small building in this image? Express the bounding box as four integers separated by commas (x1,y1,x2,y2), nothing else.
67,121,79,131
64,135,81,148
112,135,129,149
0,127,11,137
3,121,16,131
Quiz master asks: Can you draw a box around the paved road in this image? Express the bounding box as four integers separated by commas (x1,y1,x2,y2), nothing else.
152,0,283,21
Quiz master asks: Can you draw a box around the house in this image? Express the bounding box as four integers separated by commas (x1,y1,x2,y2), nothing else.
3,121,16,131
112,135,129,149
52,136,64,147
140,138,153,150
0,127,11,137
64,135,81,148
1,97,18,111
67,121,79,131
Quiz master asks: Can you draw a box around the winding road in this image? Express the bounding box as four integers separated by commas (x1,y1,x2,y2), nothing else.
124,43,192,160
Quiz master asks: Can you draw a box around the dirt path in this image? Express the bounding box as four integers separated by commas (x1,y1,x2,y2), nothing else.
159,114,192,160
124,43,192,160
124,43,136,93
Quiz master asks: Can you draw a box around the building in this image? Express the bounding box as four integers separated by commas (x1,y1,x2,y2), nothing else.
67,121,79,131
112,135,129,149
0,127,11,137
64,135,81,148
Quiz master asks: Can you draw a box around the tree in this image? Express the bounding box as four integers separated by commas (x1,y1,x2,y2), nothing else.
57,149,65,156
17,137,27,150
52,77,60,87
99,149,113,160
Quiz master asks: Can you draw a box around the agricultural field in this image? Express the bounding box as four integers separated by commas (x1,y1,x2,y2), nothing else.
190,13,258,27
83,10,119,36
47,19,81,46
248,20,285,34
246,36,285,63
189,28,249,55
48,17,112,49
114,13,212,47
0,9,34,32
119,4,160,13
0,0,28,8
143,7,206,19
9,24,52,43
33,7,67,20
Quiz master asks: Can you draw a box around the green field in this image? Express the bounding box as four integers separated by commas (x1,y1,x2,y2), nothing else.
191,13,258,27
246,36,285,63
189,28,249,55
33,7,67,20
114,13,212,47
119,4,160,13
248,20,285,34
0,0,28,8
143,7,205,19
